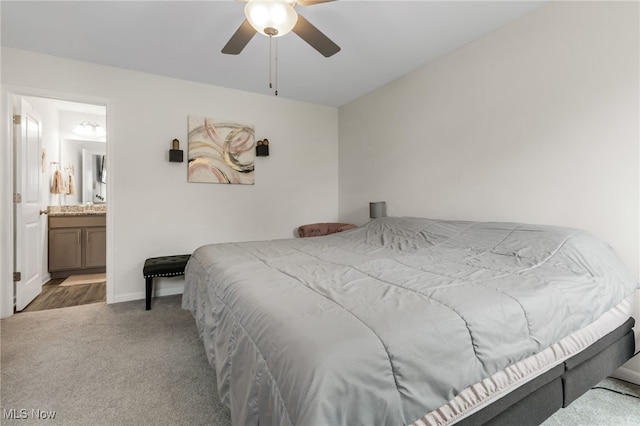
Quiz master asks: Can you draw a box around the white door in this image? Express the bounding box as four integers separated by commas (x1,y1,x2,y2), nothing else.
14,97,43,311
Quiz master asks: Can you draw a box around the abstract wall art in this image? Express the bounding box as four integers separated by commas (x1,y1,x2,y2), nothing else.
187,116,255,184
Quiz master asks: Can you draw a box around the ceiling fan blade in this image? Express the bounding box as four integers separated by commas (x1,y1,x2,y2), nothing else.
292,14,340,57
296,0,336,6
222,19,256,55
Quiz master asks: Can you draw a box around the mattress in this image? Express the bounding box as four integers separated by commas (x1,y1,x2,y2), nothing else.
416,295,634,425
182,217,638,425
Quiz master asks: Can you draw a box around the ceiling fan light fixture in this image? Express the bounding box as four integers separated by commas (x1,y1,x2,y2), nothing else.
245,0,298,37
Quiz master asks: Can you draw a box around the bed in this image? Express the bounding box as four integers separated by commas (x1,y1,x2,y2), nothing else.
182,216,638,425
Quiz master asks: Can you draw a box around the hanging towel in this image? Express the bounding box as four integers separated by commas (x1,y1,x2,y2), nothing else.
61,171,69,194
50,170,65,194
67,172,77,195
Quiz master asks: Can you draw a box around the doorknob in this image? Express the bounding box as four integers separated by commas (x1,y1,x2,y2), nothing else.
39,210,48,215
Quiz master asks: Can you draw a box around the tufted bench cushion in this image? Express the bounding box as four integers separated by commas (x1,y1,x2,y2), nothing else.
297,223,357,238
143,254,191,310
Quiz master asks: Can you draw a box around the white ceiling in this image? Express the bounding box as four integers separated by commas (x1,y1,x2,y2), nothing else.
1,1,547,107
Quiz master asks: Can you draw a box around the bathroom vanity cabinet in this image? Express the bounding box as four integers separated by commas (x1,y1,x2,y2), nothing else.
48,214,106,278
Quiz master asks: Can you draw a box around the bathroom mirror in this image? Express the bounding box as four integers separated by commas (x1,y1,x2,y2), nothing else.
60,139,106,205
82,149,107,204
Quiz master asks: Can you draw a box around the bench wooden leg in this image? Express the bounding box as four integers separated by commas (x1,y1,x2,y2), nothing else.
145,277,153,310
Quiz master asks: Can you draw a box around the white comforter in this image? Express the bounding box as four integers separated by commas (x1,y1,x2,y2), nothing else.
183,217,638,425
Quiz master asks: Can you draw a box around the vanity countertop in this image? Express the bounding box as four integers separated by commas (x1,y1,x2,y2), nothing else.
48,205,106,217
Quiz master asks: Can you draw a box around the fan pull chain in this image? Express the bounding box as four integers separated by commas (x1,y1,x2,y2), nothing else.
268,36,273,90
274,37,278,96
267,35,279,96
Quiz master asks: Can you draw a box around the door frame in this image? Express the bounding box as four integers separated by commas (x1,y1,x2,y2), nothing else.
1,84,114,318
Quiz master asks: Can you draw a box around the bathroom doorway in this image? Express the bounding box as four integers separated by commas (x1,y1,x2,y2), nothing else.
13,94,108,313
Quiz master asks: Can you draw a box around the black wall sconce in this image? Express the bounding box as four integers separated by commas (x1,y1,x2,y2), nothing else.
256,139,270,157
169,138,184,162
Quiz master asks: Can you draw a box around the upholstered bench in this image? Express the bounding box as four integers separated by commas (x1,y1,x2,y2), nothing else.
142,254,191,310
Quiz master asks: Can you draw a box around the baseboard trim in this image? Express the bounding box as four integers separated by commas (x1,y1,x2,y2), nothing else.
611,366,640,385
112,292,143,304
111,285,184,304
155,286,183,298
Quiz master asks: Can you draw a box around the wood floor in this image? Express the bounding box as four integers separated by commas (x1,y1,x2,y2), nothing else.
19,278,106,313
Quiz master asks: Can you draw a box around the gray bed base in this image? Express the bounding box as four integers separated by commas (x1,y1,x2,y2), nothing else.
457,317,636,426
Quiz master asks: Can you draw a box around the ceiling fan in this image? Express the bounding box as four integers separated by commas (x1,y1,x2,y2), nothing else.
222,0,341,58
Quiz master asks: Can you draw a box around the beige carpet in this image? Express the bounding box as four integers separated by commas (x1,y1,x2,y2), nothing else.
60,273,106,286
1,295,230,426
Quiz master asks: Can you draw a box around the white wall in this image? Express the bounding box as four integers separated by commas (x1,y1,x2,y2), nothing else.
1,47,338,310
339,2,639,377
